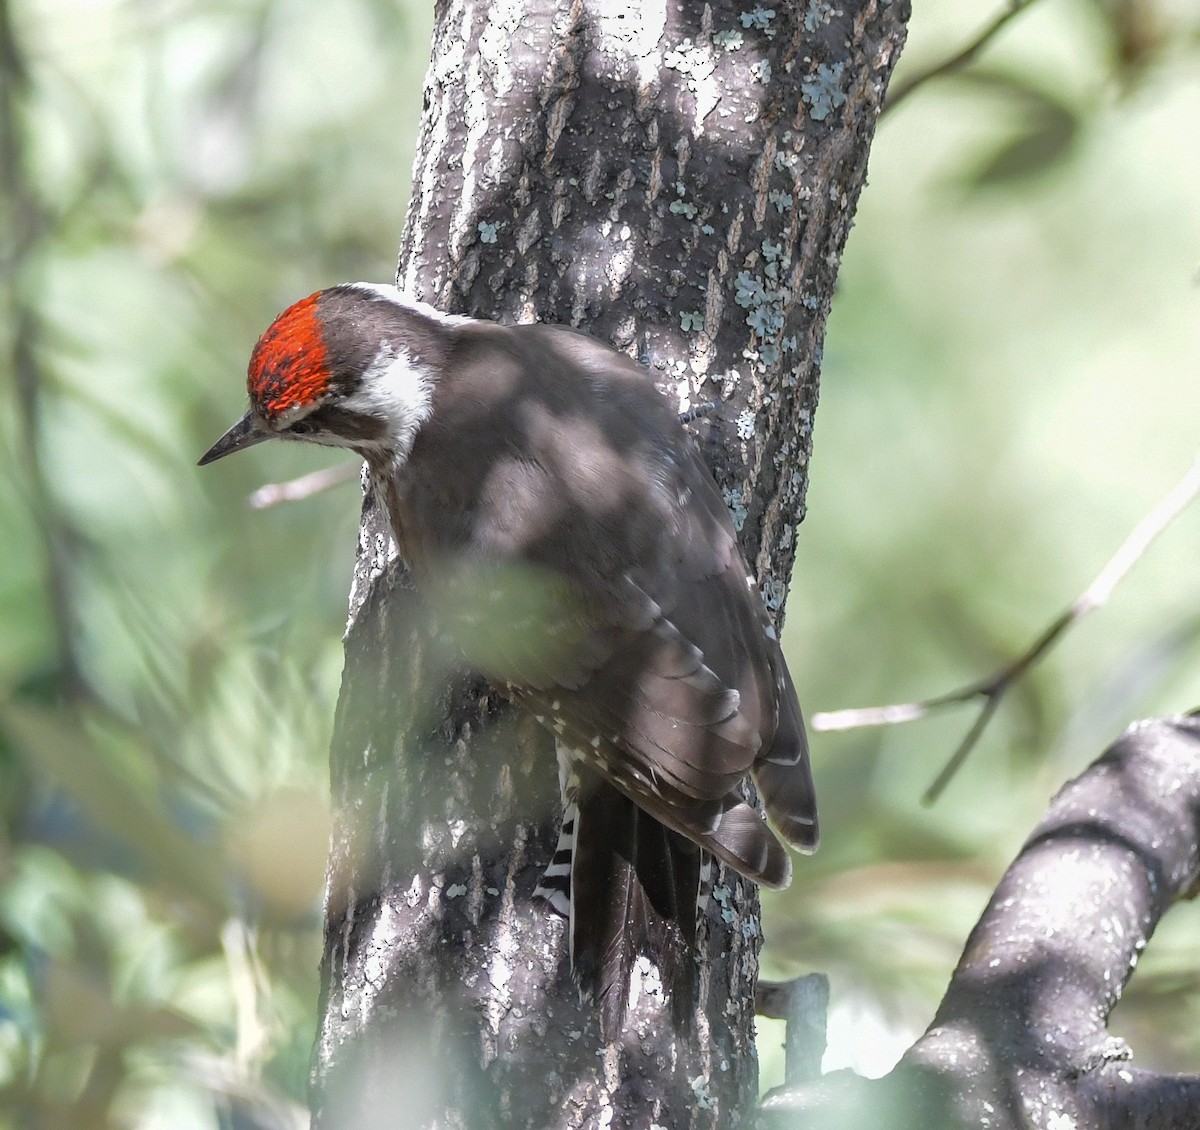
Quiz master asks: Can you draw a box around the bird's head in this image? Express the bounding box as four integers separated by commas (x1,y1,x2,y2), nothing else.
199,283,459,467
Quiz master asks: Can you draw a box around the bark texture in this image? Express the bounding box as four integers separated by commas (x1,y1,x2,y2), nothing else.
312,2,909,1127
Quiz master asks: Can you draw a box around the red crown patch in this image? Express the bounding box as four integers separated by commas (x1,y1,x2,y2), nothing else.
247,292,330,421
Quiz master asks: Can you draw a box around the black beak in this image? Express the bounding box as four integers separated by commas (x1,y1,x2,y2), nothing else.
198,412,272,466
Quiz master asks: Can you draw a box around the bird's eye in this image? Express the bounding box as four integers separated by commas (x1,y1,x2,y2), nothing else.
290,420,315,436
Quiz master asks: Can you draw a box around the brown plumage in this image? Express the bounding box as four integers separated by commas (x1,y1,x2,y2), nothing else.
200,283,818,1037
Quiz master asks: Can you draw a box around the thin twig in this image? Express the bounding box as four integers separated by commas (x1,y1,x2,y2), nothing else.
812,454,1200,803
883,0,1043,116
248,462,360,510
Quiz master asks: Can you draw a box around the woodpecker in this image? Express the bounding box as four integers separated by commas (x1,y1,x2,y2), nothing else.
200,283,817,1035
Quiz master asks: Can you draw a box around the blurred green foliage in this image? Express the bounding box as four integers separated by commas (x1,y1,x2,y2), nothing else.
1,0,430,1124
0,0,1198,1124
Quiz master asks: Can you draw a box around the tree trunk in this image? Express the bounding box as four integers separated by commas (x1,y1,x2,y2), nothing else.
311,2,909,1127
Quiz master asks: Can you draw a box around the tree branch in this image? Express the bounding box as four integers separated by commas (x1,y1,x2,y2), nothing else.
882,0,1043,115
248,462,360,510
761,713,1200,1128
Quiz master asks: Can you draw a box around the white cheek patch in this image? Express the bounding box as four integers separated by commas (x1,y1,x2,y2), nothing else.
343,342,435,459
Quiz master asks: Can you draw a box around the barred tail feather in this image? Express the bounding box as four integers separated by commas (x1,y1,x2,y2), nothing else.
532,804,576,918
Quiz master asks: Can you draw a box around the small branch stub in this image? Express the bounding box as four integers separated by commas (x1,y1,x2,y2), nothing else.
758,973,830,1089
